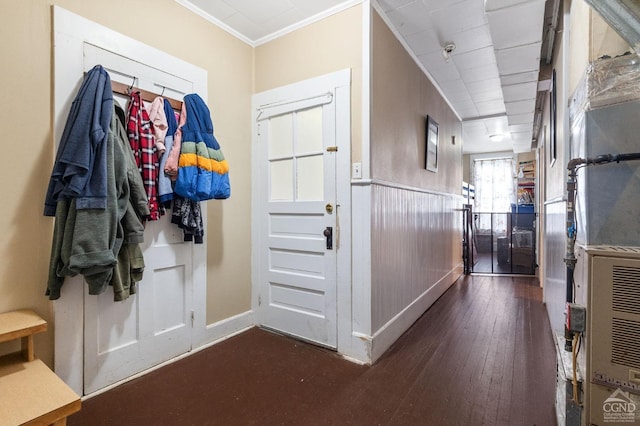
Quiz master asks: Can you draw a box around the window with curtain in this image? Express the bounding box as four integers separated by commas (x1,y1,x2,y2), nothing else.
472,157,516,233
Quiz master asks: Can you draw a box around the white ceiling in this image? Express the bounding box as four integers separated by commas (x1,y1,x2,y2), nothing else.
177,0,548,154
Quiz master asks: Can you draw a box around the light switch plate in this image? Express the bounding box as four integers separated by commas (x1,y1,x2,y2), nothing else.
352,163,362,179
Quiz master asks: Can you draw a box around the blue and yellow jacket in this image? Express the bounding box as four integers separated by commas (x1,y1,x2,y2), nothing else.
174,94,230,201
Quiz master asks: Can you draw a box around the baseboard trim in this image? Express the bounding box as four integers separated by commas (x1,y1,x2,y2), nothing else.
369,264,463,362
199,310,255,343
84,310,254,400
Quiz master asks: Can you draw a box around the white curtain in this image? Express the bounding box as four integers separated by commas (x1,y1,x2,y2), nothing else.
472,158,516,233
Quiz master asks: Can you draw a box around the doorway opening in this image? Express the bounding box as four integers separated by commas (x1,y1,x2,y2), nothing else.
464,157,537,275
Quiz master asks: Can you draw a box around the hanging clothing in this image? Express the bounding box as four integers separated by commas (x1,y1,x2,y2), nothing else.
158,98,178,205
47,104,149,300
174,93,230,201
171,197,204,244
163,104,186,180
44,64,113,216
127,91,162,220
148,96,168,156
110,106,148,300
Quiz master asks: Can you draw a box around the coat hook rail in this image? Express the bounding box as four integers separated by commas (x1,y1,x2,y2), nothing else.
111,80,183,110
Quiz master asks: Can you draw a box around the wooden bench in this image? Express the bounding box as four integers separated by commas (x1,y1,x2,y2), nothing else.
0,309,81,425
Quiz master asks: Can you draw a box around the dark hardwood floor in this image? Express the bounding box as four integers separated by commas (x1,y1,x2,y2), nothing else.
69,275,557,426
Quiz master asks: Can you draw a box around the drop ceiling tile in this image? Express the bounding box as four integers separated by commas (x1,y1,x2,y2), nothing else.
505,99,535,115
502,81,538,102
438,77,470,93
449,100,477,115
482,115,510,130
456,106,481,120
262,8,306,34
512,141,533,153
428,0,487,35
467,79,503,103
495,42,541,75
418,51,462,79
453,46,497,70
423,0,468,12
511,130,533,142
225,0,293,25
458,63,501,83
405,29,442,56
464,137,513,154
485,0,544,13
467,77,502,94
223,12,264,40
507,111,534,125
189,0,237,20
289,0,347,15
462,120,487,130
443,96,475,113
446,93,476,107
386,2,433,36
500,70,540,85
474,99,506,115
509,123,533,133
377,0,419,13
450,24,493,54
486,1,545,49
470,90,504,104
429,67,464,84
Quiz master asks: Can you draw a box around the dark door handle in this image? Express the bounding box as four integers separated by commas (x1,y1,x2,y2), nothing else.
323,227,333,250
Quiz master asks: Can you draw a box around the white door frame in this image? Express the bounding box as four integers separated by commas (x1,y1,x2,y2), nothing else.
52,6,209,396
251,70,358,360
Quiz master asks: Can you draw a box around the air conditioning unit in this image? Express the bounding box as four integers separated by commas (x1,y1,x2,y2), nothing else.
578,245,640,425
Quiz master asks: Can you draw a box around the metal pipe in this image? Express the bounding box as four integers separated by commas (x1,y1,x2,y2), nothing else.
545,0,561,64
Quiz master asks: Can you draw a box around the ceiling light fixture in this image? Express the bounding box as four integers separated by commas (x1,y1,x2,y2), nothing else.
442,42,456,62
489,134,504,142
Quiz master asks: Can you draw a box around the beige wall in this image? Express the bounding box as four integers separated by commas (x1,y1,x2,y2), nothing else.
254,4,363,164
369,9,463,335
0,0,253,366
568,0,631,97
371,11,462,194
569,0,591,97
590,13,630,59
462,154,471,183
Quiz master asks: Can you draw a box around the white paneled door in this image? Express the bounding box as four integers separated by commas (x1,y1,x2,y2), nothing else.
254,72,350,348
83,220,193,394
53,7,208,396
81,47,198,395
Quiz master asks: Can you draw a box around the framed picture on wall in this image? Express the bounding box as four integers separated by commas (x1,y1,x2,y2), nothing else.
425,115,439,172
549,69,557,167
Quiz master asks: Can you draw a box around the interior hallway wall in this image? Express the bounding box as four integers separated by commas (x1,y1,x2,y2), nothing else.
0,0,253,367
370,10,463,336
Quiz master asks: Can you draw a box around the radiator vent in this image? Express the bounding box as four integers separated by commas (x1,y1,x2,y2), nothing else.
612,265,640,315
612,318,640,369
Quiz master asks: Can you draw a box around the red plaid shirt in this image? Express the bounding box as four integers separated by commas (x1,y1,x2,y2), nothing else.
127,92,162,220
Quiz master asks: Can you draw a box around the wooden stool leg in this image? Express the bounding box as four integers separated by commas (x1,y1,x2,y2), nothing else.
52,418,67,426
21,335,35,361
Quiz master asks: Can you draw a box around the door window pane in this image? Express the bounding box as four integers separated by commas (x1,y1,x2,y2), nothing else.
270,159,293,201
297,155,323,201
269,114,293,159
296,107,323,155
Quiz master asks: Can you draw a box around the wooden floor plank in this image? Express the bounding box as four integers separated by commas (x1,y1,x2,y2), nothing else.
69,275,557,426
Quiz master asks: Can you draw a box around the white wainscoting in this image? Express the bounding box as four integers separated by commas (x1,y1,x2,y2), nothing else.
369,180,463,361
543,199,568,334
